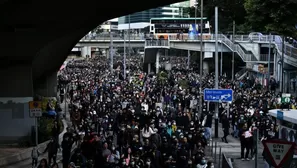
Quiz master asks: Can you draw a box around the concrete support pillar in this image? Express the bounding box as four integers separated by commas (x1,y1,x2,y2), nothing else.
156,50,160,74
284,71,288,93
203,61,209,74
277,61,281,82
81,46,91,58
0,65,34,142
106,49,110,59
148,63,151,74
273,52,277,79
81,46,87,57
33,72,57,97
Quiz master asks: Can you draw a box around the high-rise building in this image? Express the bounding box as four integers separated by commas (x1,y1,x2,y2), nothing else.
118,0,191,30
190,0,196,7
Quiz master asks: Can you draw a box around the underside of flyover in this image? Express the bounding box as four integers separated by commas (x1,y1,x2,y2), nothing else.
0,0,181,97
0,0,182,142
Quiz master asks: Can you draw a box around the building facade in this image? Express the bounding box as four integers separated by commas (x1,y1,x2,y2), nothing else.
100,18,118,32
118,0,192,30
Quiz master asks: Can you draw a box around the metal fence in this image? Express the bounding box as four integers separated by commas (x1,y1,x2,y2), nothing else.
145,39,169,47
222,153,234,168
207,137,235,168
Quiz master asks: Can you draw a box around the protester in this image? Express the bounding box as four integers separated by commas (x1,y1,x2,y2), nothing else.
38,52,292,167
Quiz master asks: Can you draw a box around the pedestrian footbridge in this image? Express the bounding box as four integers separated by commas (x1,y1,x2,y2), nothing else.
77,34,297,69
144,34,297,69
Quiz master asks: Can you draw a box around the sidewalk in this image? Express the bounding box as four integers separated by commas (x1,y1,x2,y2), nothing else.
0,119,67,168
209,121,265,168
0,101,71,168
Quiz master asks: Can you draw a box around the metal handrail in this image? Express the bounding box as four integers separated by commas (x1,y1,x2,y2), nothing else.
221,34,249,61
81,34,145,41
145,39,169,47
235,68,246,77
233,34,297,59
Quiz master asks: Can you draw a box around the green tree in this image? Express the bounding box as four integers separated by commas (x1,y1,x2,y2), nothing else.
92,25,103,34
183,6,196,17
184,0,247,33
245,0,297,36
204,0,247,33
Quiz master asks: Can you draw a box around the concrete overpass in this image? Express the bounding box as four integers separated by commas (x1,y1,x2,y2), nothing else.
0,0,180,142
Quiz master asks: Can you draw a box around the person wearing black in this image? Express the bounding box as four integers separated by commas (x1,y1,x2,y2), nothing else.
44,138,60,166
177,145,189,168
51,121,60,142
60,87,65,103
62,136,74,168
221,113,230,143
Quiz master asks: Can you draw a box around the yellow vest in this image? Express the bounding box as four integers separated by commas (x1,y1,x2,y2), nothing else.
172,125,177,132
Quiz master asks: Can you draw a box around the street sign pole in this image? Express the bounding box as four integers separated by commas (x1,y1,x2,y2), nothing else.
262,140,295,168
110,27,114,73
124,32,127,79
187,50,190,69
64,87,67,119
198,0,204,121
255,128,259,168
29,101,42,146
214,6,219,138
35,117,38,146
231,21,235,81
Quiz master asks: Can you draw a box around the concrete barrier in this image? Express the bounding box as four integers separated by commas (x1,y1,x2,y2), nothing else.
0,119,67,167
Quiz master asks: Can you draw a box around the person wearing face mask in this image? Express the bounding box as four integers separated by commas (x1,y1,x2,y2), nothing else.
196,157,207,168
107,145,120,166
249,122,258,160
239,123,251,161
43,137,60,166
203,111,213,141
177,145,189,168
144,158,155,168
120,158,128,168
141,123,156,142
172,121,177,134
206,160,214,168
221,113,230,143
130,159,138,168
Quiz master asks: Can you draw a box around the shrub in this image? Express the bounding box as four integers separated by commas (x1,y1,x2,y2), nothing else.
41,97,57,112
38,117,63,144
158,71,168,84
178,79,189,89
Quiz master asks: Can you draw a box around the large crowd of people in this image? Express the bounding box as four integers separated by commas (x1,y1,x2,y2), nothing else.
32,54,296,168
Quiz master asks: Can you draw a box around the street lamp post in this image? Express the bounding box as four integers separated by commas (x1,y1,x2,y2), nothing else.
280,35,285,93
231,21,235,81
214,6,219,138
198,0,204,120
110,23,114,73
267,33,271,89
124,31,126,79
194,2,197,39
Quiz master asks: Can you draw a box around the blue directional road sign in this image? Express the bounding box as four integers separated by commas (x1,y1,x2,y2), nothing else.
277,110,284,120
204,89,233,102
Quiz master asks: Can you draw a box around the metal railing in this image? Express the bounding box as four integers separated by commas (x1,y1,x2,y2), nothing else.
235,68,247,79
145,39,169,47
168,34,216,41
222,153,234,168
80,34,145,41
259,54,274,62
233,34,297,59
220,34,257,62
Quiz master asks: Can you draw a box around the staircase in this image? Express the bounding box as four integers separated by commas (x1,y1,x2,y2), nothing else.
219,34,258,62
233,34,297,67
235,68,248,80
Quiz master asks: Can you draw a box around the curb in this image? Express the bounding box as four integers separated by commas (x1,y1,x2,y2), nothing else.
0,119,67,167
